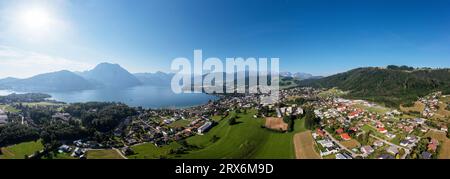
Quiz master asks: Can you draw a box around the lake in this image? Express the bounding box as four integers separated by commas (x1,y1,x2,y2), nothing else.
0,86,217,109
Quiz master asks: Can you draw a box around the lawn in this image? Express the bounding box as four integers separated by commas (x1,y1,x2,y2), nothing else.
362,125,389,140
341,139,361,149
0,140,44,159
128,142,182,159
174,110,306,159
86,149,124,159
168,119,191,128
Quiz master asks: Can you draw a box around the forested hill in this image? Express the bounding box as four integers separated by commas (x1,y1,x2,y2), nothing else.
298,66,450,107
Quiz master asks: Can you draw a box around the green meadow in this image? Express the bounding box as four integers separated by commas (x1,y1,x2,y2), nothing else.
0,140,44,159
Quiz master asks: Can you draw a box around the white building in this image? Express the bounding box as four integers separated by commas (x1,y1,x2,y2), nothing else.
198,121,213,134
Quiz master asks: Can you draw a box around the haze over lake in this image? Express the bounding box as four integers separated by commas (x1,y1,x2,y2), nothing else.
0,86,217,109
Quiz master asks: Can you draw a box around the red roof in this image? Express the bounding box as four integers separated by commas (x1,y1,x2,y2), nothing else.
316,129,325,136
341,133,351,141
336,128,344,134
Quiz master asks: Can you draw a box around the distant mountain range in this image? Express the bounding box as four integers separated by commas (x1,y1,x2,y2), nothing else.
298,66,450,107
280,72,322,80
0,63,173,92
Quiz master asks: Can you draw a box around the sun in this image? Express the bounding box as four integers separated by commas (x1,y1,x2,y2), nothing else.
18,7,53,31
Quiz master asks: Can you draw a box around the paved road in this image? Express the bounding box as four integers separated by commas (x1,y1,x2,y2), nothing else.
323,130,364,158
370,134,411,159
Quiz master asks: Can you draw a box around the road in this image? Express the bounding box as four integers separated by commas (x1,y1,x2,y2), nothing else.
369,134,411,159
323,130,365,158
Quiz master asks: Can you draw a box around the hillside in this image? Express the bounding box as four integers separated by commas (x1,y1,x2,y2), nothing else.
299,67,450,107
0,70,94,92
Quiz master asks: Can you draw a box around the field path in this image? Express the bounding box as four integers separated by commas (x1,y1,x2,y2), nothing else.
293,131,321,159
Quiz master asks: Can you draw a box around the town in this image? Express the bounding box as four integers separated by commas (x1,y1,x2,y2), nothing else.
0,86,449,159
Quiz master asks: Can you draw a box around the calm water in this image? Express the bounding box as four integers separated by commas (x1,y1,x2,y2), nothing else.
0,86,217,109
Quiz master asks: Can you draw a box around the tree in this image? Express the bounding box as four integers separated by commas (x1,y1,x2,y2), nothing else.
229,116,237,125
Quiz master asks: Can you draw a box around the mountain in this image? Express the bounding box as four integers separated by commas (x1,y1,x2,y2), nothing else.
298,66,450,107
280,72,320,80
0,70,94,92
134,72,174,86
80,63,141,88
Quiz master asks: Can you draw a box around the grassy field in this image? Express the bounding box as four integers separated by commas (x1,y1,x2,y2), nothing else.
21,102,66,107
362,125,388,140
171,110,306,159
318,88,347,98
0,140,43,159
168,119,191,128
86,149,124,159
341,139,361,149
128,142,182,159
0,104,20,113
400,102,425,113
353,103,390,114
43,152,77,159
293,131,321,159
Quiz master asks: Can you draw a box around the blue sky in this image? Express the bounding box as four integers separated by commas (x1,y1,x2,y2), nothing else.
1,0,450,78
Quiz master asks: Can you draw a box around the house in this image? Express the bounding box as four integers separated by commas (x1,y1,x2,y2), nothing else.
197,121,213,134
316,129,325,137
335,153,350,159
400,140,410,147
378,154,395,159
52,113,71,121
58,145,71,153
385,132,396,139
378,127,388,134
373,140,384,147
317,139,334,148
422,152,432,159
336,128,344,134
441,125,448,132
428,139,439,152
360,146,375,155
386,146,399,155
340,133,351,141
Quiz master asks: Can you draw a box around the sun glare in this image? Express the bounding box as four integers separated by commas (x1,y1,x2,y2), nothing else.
20,8,52,30
19,7,52,30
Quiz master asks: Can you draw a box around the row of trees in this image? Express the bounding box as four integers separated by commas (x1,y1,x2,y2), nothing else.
303,108,320,130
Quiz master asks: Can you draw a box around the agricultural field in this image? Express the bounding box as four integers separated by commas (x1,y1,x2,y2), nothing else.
424,130,450,159
168,110,307,159
0,140,43,159
0,104,20,113
86,149,125,159
265,117,288,132
293,131,321,159
128,142,182,159
400,102,425,114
